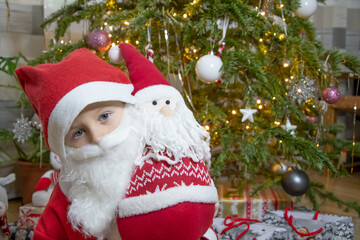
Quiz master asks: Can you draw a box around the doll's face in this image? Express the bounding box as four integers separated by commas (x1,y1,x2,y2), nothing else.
142,97,177,116
64,101,124,148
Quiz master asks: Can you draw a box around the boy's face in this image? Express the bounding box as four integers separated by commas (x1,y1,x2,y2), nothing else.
65,101,124,148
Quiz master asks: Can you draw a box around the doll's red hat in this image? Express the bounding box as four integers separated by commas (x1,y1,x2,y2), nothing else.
109,43,182,103
15,48,135,160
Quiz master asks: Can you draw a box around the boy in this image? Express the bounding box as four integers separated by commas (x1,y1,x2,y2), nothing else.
15,48,144,239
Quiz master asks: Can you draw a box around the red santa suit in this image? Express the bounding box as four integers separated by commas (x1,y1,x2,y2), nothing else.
34,184,97,240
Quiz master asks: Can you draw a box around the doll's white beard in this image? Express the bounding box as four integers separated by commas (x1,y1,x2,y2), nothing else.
137,101,211,166
61,105,144,239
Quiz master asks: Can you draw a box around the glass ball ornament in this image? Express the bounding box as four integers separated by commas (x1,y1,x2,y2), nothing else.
322,87,341,104
87,30,111,52
294,0,318,19
195,53,223,83
305,115,319,123
281,168,310,196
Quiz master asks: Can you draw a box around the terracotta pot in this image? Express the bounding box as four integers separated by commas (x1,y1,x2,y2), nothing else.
16,159,49,205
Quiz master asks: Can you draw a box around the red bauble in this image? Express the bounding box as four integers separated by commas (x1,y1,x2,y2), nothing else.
322,87,341,104
87,30,111,52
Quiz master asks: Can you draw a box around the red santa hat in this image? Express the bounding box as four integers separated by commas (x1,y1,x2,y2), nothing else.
109,43,183,103
15,48,135,160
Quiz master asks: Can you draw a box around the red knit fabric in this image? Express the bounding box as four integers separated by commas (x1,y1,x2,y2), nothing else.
15,48,131,148
117,202,215,240
34,184,97,240
118,43,170,96
125,157,212,198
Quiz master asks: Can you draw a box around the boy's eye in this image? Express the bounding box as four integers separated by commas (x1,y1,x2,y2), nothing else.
74,129,84,138
152,101,157,105
99,112,110,121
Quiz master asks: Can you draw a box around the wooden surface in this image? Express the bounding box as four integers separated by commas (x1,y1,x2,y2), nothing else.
333,96,360,115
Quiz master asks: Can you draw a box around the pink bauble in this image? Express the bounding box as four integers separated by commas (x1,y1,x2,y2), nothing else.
322,87,341,104
87,30,111,52
305,116,319,123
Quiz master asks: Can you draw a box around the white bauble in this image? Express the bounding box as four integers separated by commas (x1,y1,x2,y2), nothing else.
294,0,318,19
108,45,123,64
195,53,223,83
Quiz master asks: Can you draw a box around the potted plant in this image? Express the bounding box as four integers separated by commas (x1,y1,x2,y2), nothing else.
0,55,50,204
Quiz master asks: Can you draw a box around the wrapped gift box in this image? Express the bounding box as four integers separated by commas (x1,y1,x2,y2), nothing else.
18,203,45,229
217,185,293,220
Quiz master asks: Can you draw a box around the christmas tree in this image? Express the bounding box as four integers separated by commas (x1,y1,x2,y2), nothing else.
21,0,360,214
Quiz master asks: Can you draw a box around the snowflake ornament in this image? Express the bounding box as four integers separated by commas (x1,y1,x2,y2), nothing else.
13,115,32,143
286,76,317,104
281,119,297,136
240,106,258,122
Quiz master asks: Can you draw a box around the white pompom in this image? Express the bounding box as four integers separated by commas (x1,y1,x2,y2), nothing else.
108,45,123,64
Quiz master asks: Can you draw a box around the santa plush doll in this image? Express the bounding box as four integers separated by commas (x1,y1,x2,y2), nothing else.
109,43,219,240
32,152,61,207
15,48,144,240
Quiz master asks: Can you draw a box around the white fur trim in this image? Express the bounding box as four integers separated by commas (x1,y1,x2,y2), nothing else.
135,85,183,104
48,81,135,161
118,185,218,218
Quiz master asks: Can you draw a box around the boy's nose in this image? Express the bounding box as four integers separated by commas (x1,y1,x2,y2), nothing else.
89,129,107,145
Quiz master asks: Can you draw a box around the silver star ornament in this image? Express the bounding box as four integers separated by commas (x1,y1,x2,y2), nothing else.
281,119,297,136
240,106,258,122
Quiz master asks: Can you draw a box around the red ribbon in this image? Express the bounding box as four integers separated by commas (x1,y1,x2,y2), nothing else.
221,215,261,240
284,208,323,237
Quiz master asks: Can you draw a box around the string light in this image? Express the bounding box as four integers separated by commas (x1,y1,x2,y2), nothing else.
290,76,294,79
204,125,210,131
260,11,266,16
60,40,64,44
283,62,289,67
104,22,108,26
173,12,177,17
285,78,289,82
183,13,188,18
111,43,115,47
274,121,281,126
279,140,283,143
135,40,139,44
259,38,263,42
109,26,113,31
232,110,237,115
258,105,263,109
108,34,112,37
272,97,276,100
256,99,261,104
124,21,129,25
125,40,129,43
226,120,229,124
245,125,250,129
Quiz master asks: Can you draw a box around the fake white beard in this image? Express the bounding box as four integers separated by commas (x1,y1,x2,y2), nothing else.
136,101,211,166
61,105,144,239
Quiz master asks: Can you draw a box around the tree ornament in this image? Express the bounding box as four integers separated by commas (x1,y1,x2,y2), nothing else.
13,115,32,143
322,87,341,104
239,106,257,122
286,76,317,104
87,30,111,52
305,115,319,123
294,0,318,19
281,167,310,196
281,119,297,136
31,113,43,130
195,52,223,83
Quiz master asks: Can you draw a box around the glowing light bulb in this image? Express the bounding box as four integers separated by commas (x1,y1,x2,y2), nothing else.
279,140,283,143
108,34,112,37
283,62,289,68
104,22,108,26
111,43,115,47
135,40,139,44
297,88,302,93
259,38,263,42
204,125,210,131
124,21,129,25
285,78,289,82
109,26,113,31
125,39,129,43
257,99,261,104
246,125,250,129
258,105,263,109
183,13,188,18
232,110,237,115
260,11,266,16
290,76,294,79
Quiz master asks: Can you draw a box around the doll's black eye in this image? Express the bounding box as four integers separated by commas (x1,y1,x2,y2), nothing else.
152,101,157,105
166,100,170,105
